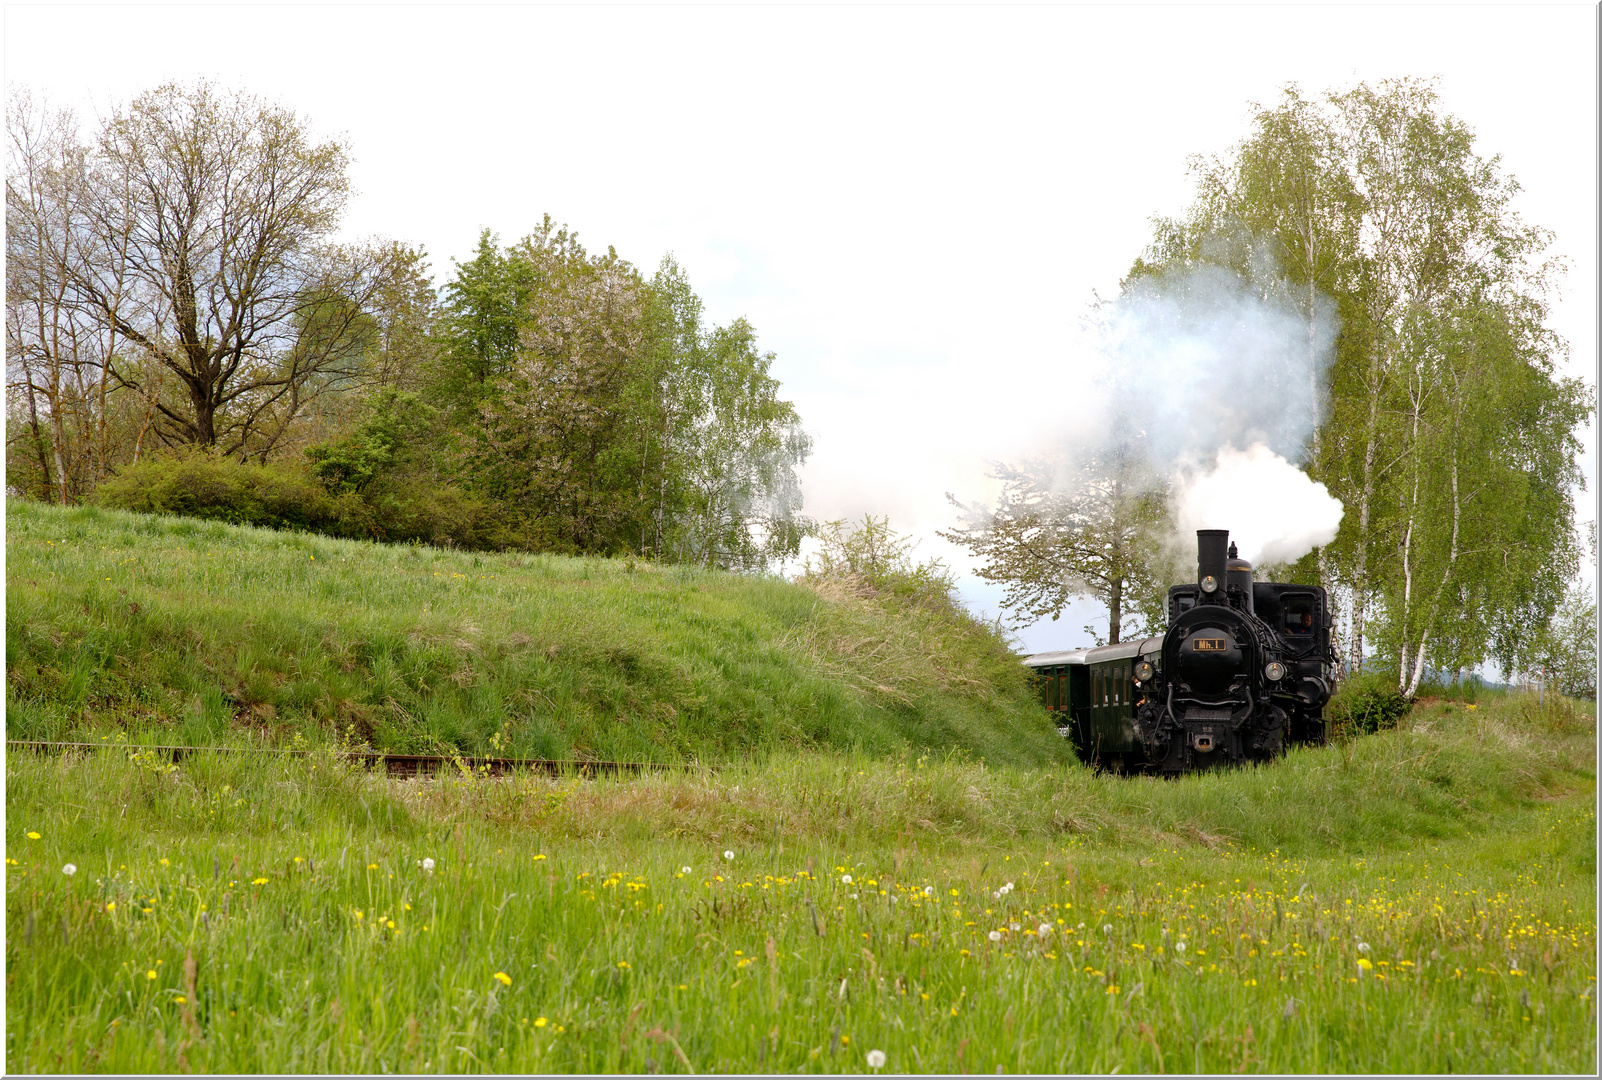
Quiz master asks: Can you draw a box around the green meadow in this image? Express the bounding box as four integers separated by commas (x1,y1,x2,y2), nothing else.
6,694,1595,1073
5,502,1597,1073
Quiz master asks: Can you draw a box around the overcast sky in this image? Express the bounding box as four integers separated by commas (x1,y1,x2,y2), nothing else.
7,2,1596,654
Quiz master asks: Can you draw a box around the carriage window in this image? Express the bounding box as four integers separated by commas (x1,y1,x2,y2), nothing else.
1112,667,1121,706
1058,675,1069,712
1283,595,1316,636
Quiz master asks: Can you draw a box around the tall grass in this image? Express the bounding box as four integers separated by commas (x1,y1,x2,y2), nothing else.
5,692,1595,1073
6,500,1067,767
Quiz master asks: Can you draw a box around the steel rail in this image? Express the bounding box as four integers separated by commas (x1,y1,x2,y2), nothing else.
5,740,712,779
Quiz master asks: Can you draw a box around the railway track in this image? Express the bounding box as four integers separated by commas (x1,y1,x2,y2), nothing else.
5,740,709,779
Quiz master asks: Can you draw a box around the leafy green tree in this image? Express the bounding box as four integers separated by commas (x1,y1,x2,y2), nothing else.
1141,78,1591,692
1529,582,1597,700
438,228,540,398
436,227,811,564
660,314,812,569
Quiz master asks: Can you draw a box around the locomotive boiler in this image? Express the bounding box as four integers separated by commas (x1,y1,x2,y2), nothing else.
1025,529,1336,774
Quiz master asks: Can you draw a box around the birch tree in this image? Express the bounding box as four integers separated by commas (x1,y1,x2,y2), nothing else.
1142,78,1590,691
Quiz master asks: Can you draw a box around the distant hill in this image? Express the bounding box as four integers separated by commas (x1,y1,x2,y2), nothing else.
5,500,1072,767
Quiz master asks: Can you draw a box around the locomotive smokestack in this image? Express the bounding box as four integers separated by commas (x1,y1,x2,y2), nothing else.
1197,529,1229,604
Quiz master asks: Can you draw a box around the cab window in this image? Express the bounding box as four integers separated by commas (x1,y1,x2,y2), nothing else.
1283,594,1316,636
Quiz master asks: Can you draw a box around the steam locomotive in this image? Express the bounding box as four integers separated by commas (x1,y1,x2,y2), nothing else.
1024,529,1336,774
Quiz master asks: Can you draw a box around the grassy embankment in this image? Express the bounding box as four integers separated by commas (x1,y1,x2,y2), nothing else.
6,691,1595,1073
5,499,1068,766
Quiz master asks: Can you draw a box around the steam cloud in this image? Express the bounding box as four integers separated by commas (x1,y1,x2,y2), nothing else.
1084,252,1345,569
1173,443,1344,566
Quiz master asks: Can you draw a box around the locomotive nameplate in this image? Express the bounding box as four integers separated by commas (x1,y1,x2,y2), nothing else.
1193,638,1227,652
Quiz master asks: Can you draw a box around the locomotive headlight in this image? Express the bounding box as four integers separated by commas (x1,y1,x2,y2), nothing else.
1135,661,1154,682
1265,661,1287,682
1200,574,1218,593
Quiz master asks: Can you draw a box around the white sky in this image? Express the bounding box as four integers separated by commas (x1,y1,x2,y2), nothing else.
6,2,1596,655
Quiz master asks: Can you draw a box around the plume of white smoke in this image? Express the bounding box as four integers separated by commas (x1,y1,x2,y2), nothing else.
1173,443,1344,565
1084,248,1345,568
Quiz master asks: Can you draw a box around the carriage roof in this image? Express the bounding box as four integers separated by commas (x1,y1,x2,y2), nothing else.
1022,637,1161,668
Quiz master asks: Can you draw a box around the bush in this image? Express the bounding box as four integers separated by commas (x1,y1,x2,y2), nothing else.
91,450,517,551
360,477,507,550
92,452,371,535
1326,670,1412,736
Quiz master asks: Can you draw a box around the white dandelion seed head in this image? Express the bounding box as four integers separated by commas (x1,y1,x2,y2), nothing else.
1104,924,1113,935
1175,941,1187,953
1077,922,1085,929
891,895,898,904
1010,922,1021,932
682,866,692,875
1004,882,1014,893
62,864,77,876
924,886,934,896
1038,922,1053,936
421,858,435,872
1357,942,1371,954
866,1049,887,1069
988,930,1003,942
849,892,859,900
723,850,734,861
841,874,852,884
993,890,1001,900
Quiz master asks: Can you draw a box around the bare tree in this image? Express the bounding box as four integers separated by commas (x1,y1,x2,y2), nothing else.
64,81,389,459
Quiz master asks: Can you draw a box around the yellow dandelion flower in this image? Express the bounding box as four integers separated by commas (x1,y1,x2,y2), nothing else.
252,877,268,885
494,972,512,986
105,902,116,912
1357,958,1373,971
26,832,40,840
1106,985,1120,995
617,960,632,970
147,970,157,980
535,1017,548,1028
174,996,187,1004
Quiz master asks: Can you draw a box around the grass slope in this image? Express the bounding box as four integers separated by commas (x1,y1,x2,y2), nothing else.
5,694,1594,1073
5,500,1069,767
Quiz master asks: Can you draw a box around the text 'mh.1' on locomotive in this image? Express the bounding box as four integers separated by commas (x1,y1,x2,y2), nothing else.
1024,529,1337,774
